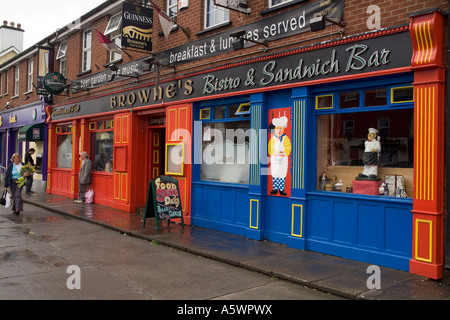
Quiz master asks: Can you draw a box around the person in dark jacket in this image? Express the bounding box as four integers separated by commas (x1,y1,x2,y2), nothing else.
24,148,35,194
4,153,30,215
75,151,92,203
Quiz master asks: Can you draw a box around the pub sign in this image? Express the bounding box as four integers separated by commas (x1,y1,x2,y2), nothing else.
122,1,153,51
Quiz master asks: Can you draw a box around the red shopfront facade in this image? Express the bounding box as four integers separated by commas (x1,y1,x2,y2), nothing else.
47,98,193,222
47,9,447,279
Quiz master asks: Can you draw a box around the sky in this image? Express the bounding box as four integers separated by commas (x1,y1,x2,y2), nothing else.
1,0,108,50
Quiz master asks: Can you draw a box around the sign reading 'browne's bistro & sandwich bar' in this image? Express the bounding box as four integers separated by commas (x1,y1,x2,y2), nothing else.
122,1,153,51
51,29,412,121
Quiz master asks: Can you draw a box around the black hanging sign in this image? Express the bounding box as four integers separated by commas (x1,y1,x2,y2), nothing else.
43,72,66,94
122,1,153,51
143,175,184,232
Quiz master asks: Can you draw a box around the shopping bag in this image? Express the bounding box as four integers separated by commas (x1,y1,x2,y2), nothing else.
4,192,11,208
0,190,6,206
85,188,94,204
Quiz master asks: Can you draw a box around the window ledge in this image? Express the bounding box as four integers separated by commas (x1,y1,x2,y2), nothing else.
259,0,308,16
77,69,92,77
196,21,232,37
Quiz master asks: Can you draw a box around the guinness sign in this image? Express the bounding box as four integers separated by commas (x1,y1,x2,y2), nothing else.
122,2,153,51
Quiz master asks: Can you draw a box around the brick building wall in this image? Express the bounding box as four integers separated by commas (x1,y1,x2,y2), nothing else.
0,0,447,111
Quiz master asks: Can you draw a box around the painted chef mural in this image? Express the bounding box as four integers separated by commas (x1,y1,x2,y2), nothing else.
268,108,292,197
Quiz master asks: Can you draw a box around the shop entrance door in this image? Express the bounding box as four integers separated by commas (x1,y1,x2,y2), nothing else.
147,126,165,183
147,128,165,181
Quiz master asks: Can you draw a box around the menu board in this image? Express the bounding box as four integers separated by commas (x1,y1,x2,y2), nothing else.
143,175,184,232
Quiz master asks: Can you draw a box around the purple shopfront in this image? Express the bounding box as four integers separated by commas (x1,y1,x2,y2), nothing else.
0,101,48,191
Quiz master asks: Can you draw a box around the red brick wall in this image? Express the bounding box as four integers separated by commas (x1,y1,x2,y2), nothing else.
0,0,447,111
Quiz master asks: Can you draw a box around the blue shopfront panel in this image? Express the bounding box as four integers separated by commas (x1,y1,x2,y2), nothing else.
191,183,250,236
307,193,412,271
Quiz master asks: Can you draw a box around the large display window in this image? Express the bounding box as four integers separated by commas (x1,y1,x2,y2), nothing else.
89,119,114,172
315,85,414,197
198,104,250,184
56,124,73,169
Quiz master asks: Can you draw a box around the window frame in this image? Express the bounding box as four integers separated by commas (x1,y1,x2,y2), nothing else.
104,13,122,35
167,0,178,19
312,79,415,197
13,66,19,97
268,0,293,8
56,41,68,77
27,58,33,93
89,119,114,173
82,29,92,72
5,69,9,95
204,0,229,29
195,101,251,185
55,124,73,169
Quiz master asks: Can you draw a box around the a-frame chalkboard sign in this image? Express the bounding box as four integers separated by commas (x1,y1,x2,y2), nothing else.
143,175,184,232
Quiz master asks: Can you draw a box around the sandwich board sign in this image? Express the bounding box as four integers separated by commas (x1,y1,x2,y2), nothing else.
143,175,184,232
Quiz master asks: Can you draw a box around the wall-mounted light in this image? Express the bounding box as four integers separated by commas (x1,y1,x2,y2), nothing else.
142,57,176,71
230,30,268,51
310,15,346,32
5,102,10,109
142,56,176,87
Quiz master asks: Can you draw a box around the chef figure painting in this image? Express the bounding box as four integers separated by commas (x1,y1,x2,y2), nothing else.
268,114,292,196
358,128,381,180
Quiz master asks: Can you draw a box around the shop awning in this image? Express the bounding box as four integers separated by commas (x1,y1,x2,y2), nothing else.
17,123,44,142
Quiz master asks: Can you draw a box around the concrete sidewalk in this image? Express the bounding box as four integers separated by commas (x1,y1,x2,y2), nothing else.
21,192,450,300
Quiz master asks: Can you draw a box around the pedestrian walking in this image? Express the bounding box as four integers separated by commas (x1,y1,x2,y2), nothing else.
4,153,30,215
75,151,92,203
24,148,35,194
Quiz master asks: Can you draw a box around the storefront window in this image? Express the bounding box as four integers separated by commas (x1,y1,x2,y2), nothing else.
90,120,114,172
200,105,250,184
56,126,73,168
316,109,414,196
365,88,387,106
340,91,359,109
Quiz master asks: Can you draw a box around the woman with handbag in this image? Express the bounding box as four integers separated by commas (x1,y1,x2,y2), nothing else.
3,153,29,215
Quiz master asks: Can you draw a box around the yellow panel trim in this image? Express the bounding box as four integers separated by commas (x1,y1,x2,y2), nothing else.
390,86,414,104
249,199,259,229
153,150,159,164
315,94,333,109
114,172,121,200
291,204,303,238
114,117,121,144
167,108,178,142
122,115,129,144
152,167,159,178
153,132,160,147
165,143,184,176
179,106,188,141
71,176,75,193
414,219,433,263
89,122,96,130
121,173,128,201
199,108,210,120
177,177,187,213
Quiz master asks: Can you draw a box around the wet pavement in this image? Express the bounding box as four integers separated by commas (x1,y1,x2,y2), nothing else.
14,192,450,300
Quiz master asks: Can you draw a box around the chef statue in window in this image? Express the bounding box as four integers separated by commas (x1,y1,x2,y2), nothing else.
358,128,381,180
268,116,291,196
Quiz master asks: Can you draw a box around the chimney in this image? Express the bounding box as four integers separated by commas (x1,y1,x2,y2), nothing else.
0,21,24,53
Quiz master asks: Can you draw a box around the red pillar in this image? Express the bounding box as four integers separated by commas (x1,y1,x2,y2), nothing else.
409,9,446,279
